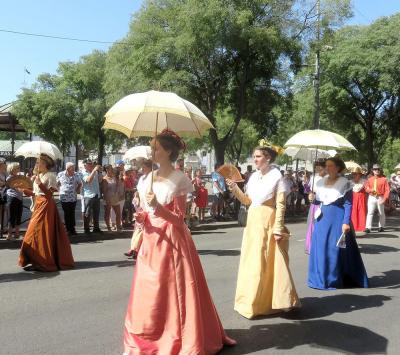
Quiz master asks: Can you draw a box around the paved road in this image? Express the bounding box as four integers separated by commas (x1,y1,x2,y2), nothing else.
0,215,399,354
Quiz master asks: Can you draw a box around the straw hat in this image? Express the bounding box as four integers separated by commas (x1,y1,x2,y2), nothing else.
350,167,363,174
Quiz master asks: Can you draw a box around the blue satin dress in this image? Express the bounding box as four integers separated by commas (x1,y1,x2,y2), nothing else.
308,190,369,290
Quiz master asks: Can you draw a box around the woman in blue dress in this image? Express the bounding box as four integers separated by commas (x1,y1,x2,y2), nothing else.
308,157,369,290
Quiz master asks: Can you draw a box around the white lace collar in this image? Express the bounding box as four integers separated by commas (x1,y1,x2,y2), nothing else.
246,167,284,206
316,176,352,205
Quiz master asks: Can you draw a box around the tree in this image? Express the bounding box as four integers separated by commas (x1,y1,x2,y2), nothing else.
381,138,400,175
14,51,127,164
59,51,127,163
105,0,304,164
13,73,79,156
318,14,400,167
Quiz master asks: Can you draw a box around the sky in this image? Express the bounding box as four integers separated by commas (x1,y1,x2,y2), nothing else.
1,0,399,107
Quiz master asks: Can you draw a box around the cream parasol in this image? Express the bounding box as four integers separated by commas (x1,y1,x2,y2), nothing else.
103,90,213,138
284,129,356,151
14,141,63,161
123,145,152,161
284,129,356,191
103,90,214,189
284,147,336,161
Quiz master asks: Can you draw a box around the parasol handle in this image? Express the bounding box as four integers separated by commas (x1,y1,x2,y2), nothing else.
150,112,159,192
311,146,319,193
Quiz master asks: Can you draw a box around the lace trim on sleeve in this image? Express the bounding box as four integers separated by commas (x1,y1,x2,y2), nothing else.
174,173,193,197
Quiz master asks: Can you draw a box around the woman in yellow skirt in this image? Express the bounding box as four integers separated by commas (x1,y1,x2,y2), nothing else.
227,144,300,319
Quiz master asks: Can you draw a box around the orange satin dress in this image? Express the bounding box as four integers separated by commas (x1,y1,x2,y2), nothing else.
19,173,74,272
123,171,235,354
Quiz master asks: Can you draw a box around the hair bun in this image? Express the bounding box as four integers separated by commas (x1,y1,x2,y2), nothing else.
159,129,186,151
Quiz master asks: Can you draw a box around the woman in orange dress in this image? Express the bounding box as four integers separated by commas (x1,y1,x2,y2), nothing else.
19,154,74,272
123,129,235,355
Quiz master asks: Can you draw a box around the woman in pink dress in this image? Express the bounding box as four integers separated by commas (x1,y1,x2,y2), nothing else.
123,129,235,355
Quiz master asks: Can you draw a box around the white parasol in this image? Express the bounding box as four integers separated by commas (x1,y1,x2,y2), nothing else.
123,146,152,161
14,141,63,161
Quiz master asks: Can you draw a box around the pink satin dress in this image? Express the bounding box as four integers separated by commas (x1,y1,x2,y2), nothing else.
123,170,235,354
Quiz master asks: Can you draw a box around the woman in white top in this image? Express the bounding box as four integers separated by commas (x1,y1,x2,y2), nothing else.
227,144,300,319
19,154,74,272
308,157,368,289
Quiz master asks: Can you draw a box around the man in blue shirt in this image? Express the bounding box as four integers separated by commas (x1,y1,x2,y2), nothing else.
81,159,102,233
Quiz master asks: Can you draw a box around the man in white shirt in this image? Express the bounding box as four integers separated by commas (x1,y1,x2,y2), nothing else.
57,162,82,235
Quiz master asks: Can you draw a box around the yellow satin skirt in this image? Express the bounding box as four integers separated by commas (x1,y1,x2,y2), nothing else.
234,203,300,319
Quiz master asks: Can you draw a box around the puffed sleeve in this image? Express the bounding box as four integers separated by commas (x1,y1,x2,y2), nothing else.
273,179,288,235
231,184,252,206
175,174,193,196
43,173,58,190
38,173,58,197
152,173,192,226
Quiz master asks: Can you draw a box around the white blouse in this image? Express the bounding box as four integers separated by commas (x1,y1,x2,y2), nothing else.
246,167,286,207
33,172,58,196
138,170,193,213
309,174,323,191
315,176,352,205
352,178,366,192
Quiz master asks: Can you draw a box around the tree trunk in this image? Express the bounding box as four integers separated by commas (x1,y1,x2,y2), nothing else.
235,137,244,165
75,142,79,169
97,129,106,165
365,117,374,170
214,144,225,166
209,129,226,165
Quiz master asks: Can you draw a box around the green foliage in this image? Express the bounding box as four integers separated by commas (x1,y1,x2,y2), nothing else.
320,14,400,166
381,138,400,175
13,50,128,162
283,13,400,168
13,74,79,154
105,0,304,163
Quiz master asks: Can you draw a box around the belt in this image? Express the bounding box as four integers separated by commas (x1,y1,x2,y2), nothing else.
370,194,382,198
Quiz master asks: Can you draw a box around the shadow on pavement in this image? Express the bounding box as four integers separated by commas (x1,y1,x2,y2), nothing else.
0,260,134,283
357,233,399,239
191,222,239,232
0,271,60,283
369,269,400,289
198,249,240,256
191,231,227,235
281,294,391,320
221,320,387,354
73,260,133,269
0,231,132,250
359,243,400,254
70,231,132,245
